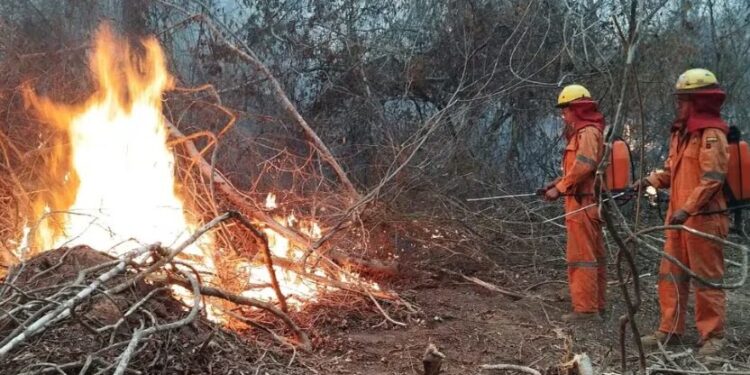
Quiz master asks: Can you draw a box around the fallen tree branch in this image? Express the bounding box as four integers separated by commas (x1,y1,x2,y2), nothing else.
114,267,202,375
165,93,401,281
108,212,233,294
167,278,312,352
0,244,155,358
165,122,313,248
272,255,397,301
366,291,406,327
328,249,399,277
439,268,527,301
229,211,289,313
480,363,541,375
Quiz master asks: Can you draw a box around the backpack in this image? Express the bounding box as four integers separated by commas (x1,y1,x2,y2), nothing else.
606,138,633,192
726,126,750,206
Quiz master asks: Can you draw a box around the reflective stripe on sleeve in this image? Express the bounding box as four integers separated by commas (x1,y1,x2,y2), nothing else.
576,154,598,168
702,171,726,181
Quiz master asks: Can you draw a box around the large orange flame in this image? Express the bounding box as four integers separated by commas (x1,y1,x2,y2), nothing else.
16,25,378,315
20,26,211,273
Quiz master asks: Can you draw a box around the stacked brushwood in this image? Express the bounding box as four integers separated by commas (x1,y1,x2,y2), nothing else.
0,240,311,375
0,10,409,373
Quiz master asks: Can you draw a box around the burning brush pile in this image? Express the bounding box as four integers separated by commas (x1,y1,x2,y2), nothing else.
0,26,401,373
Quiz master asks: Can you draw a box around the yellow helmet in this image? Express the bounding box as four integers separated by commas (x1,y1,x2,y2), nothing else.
557,84,591,107
675,68,718,92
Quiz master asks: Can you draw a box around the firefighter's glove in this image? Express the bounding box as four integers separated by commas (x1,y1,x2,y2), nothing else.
669,209,689,225
544,187,561,201
630,178,651,192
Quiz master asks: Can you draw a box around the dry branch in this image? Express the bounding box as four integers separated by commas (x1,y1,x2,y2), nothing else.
157,1,360,202
167,122,398,279
0,244,154,358
271,255,396,301
114,267,202,375
168,278,312,352
480,363,542,375
440,268,527,300
166,122,312,247
108,212,233,294
230,211,289,313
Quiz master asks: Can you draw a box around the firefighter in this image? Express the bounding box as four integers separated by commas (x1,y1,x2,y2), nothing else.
541,84,607,322
633,68,729,355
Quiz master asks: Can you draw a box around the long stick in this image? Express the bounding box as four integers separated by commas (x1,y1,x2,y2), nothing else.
169,279,312,352
466,193,538,201
480,364,541,375
229,211,288,313
541,192,627,223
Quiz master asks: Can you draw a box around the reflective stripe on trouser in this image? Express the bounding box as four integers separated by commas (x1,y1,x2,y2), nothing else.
566,212,606,313
658,218,727,339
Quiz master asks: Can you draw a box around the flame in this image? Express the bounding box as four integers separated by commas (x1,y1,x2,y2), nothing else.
240,219,329,306
20,25,212,273
15,26,378,318
265,193,277,209
239,194,378,308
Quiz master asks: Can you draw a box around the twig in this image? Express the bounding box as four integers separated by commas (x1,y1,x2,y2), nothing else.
647,369,750,375
167,277,312,352
229,211,288,313
523,280,567,292
366,291,406,327
440,268,527,301
480,363,541,375
108,212,232,294
0,244,154,358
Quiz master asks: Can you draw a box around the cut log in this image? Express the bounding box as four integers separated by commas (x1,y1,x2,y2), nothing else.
423,343,445,375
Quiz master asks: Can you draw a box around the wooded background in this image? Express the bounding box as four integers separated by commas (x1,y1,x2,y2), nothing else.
0,0,748,243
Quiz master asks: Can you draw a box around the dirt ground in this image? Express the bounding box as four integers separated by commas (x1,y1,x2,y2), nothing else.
4,224,749,374
310,224,750,375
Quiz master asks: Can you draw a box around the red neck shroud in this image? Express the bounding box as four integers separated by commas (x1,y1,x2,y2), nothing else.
564,99,605,141
673,88,729,135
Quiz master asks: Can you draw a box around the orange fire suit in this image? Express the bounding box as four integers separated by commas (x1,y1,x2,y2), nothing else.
646,128,729,340
554,126,606,313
